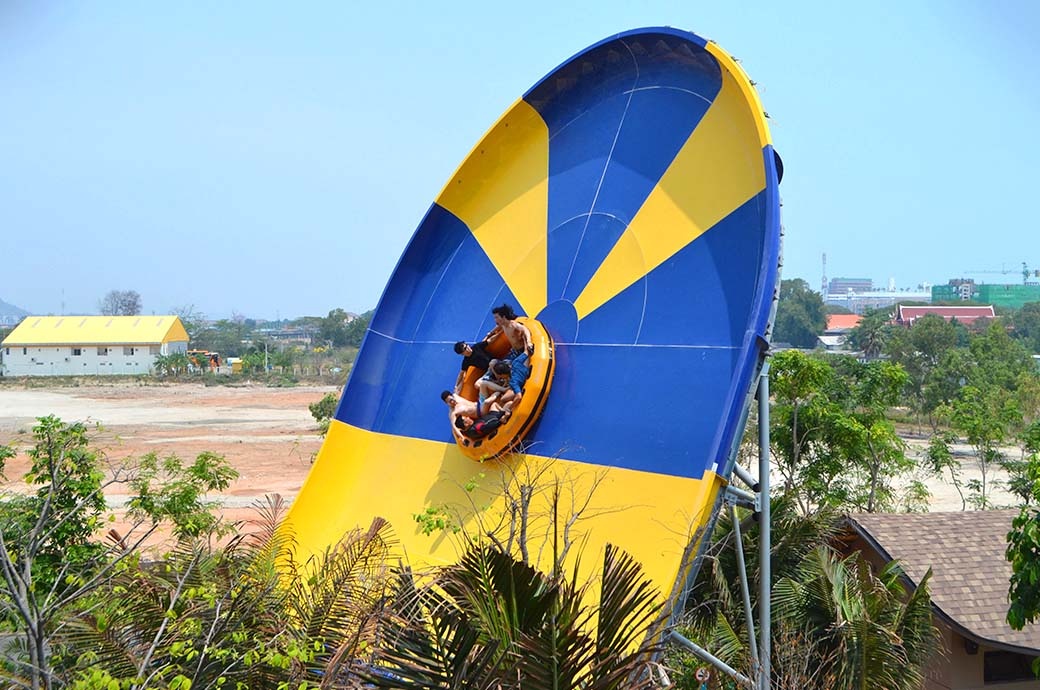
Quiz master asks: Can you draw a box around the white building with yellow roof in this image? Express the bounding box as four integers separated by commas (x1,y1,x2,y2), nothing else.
1,315,189,377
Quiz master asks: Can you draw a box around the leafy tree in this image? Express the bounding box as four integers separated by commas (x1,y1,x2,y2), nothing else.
968,321,1034,393
309,393,339,437
1001,421,1040,505
319,308,373,348
773,279,827,348
1006,428,1040,634
1011,301,1040,353
269,345,297,369
319,308,352,347
941,385,1022,509
98,289,142,316
921,348,975,428
126,451,239,541
770,350,842,513
769,351,918,514
923,432,967,510
191,318,250,357
0,418,240,690
346,309,373,347
885,314,958,402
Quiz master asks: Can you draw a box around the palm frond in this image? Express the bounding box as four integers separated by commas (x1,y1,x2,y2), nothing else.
289,517,396,646
587,544,665,689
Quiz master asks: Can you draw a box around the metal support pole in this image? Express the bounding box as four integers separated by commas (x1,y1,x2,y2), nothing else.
731,504,759,673
669,631,753,688
757,365,771,690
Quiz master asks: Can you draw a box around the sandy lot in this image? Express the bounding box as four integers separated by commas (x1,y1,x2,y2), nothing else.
0,382,340,534
0,382,1024,526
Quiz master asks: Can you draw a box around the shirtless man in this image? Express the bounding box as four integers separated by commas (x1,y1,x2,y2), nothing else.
442,389,509,442
441,390,479,442
484,304,533,403
485,304,533,356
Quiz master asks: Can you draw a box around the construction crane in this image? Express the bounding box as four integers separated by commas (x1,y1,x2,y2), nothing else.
963,263,1037,284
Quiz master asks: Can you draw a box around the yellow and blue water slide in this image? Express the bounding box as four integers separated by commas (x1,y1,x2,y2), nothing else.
285,27,781,607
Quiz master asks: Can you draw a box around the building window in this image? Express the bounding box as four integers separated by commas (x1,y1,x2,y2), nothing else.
23,348,27,355
124,347,134,356
72,348,82,356
98,347,108,356
150,345,160,355
984,650,1036,683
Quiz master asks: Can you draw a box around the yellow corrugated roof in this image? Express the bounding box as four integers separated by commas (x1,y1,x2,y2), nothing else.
1,316,189,346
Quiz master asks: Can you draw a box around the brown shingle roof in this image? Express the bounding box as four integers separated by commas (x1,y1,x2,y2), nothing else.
847,510,1040,653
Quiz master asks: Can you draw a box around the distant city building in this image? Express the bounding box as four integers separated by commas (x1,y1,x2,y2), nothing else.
1,315,189,377
933,279,1040,310
896,305,995,327
828,277,873,294
824,288,931,314
254,326,318,346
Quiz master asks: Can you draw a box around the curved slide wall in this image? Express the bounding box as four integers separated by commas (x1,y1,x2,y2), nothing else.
284,27,781,607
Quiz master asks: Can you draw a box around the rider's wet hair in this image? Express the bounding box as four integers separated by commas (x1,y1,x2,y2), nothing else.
492,304,517,320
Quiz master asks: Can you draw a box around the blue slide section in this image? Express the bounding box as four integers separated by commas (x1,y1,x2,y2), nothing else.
335,27,780,485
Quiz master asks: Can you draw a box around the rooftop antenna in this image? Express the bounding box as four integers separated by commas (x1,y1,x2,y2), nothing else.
821,252,827,295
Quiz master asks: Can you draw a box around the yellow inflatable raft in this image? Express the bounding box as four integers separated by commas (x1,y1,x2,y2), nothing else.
454,317,555,460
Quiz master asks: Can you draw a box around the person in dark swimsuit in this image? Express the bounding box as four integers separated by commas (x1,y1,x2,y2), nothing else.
452,340,493,394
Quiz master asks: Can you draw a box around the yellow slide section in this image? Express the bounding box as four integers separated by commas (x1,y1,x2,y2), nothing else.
284,419,726,599
436,100,549,318
573,51,767,320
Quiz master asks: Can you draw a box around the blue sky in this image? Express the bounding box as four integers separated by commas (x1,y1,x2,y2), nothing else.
2,1,1037,319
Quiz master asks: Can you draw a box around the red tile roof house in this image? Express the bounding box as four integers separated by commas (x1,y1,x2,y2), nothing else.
896,305,996,327
826,314,864,333
842,511,1040,689
818,314,864,351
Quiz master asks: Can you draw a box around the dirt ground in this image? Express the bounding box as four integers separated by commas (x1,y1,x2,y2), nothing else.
0,382,1024,531
0,382,339,545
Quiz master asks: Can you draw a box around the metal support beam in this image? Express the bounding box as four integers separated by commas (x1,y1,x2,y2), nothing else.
669,631,753,688
666,361,771,690
757,364,771,690
731,503,759,673
724,485,758,510
732,462,760,492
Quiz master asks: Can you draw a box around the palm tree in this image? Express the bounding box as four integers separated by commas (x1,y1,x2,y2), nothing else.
365,543,665,690
675,498,938,689
680,495,842,665
773,547,939,690
54,496,397,689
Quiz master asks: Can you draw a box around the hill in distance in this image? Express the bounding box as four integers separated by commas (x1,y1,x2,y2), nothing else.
0,297,29,326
